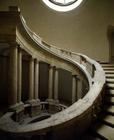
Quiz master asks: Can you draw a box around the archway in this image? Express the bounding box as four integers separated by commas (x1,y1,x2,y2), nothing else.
107,25,114,63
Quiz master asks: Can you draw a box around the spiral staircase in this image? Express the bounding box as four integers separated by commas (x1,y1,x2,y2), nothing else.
0,6,113,140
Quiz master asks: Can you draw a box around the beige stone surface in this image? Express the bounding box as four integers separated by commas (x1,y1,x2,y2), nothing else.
106,74,114,78
94,123,114,140
109,89,114,96
104,105,114,114
102,115,114,126
107,83,114,89
105,71,114,74
106,78,114,83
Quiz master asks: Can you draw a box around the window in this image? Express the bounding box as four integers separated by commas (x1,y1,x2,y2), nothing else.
42,0,83,12
49,0,77,6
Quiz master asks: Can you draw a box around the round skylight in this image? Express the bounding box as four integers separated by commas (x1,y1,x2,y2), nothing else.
42,0,83,12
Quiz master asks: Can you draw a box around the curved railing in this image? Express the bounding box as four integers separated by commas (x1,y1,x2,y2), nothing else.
0,9,105,138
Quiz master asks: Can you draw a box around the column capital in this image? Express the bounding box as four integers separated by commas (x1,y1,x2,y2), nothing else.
34,58,39,63
77,76,81,80
72,75,80,81
29,56,34,61
53,66,59,70
18,46,22,52
72,74,77,77
49,64,54,69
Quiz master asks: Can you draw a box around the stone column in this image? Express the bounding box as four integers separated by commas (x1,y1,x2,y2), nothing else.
28,57,41,117
17,48,22,103
54,67,59,102
29,56,34,101
47,65,54,101
34,59,40,101
9,43,18,106
72,75,77,104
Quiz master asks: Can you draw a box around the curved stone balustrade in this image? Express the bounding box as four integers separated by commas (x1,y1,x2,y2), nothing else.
0,7,105,139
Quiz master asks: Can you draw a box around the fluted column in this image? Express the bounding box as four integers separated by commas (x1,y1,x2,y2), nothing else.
54,67,59,102
34,59,40,101
9,43,18,106
48,65,54,100
29,57,34,100
17,48,22,103
72,75,77,104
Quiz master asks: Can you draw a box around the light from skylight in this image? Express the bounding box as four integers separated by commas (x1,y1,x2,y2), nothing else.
42,0,83,12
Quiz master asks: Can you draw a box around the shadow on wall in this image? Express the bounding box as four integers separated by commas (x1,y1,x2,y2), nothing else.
107,25,114,63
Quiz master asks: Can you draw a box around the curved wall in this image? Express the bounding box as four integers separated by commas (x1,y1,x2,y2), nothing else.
0,0,114,61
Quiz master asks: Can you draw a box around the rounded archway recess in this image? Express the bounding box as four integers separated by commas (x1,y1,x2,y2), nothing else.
42,0,83,12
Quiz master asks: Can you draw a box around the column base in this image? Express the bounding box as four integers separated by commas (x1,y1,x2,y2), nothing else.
46,98,54,103
46,99,59,104
46,99,60,114
9,102,24,112
26,99,41,117
9,102,25,122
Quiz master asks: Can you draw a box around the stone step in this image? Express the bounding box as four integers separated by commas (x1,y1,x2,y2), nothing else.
106,78,114,83
101,64,114,67
105,96,114,104
103,105,114,115
105,74,114,78
103,67,114,71
107,83,114,89
81,132,102,140
105,71,114,74
93,122,114,140
106,89,114,96
99,114,114,128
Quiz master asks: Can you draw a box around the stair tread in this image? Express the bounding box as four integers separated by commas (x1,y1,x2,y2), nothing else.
81,133,102,140
103,68,114,70
105,96,114,104
93,122,114,140
104,105,114,114
107,83,114,89
107,89,114,96
101,114,114,126
105,74,114,78
101,64,114,67
105,71,114,74
106,78,114,83
105,73,114,76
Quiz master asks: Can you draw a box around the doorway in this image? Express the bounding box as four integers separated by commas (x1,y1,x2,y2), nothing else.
108,26,114,63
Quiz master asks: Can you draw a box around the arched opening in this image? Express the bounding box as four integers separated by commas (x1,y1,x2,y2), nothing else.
107,25,114,63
